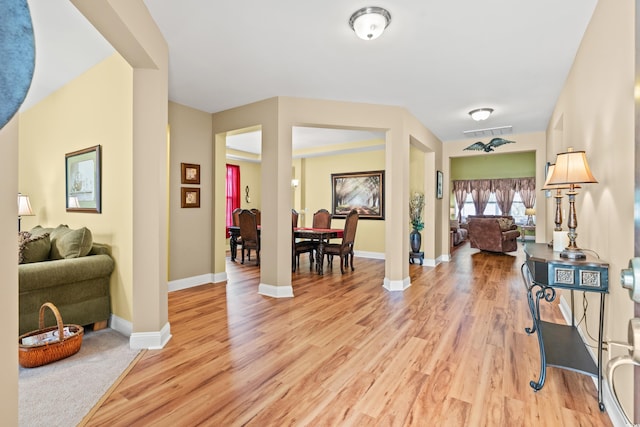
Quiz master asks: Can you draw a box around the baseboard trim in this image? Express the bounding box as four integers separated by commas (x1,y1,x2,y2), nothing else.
558,296,627,427
109,314,132,337
258,283,294,298
354,250,384,259
130,322,172,350
383,276,411,291
424,257,439,267
168,272,227,292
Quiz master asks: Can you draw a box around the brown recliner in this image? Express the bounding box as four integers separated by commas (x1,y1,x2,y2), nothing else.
467,217,520,253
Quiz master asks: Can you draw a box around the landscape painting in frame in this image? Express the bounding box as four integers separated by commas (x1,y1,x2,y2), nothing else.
331,170,384,220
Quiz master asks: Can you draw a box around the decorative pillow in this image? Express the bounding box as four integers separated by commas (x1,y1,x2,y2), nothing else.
18,231,51,264
50,226,93,259
497,217,514,231
29,225,54,237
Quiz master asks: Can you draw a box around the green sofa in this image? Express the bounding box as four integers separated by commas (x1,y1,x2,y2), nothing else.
18,226,115,335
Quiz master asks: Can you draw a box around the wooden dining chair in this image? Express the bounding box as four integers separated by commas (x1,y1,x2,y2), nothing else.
324,209,359,274
291,209,299,228
239,209,260,265
312,209,332,229
232,208,242,227
250,208,261,226
292,224,316,272
230,207,243,260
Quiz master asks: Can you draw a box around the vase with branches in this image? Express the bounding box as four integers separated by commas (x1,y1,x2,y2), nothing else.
409,192,425,253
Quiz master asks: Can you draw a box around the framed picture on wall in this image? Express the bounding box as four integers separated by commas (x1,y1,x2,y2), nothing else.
181,163,200,184
181,187,200,208
65,145,101,213
331,170,384,220
436,170,443,199
544,161,552,198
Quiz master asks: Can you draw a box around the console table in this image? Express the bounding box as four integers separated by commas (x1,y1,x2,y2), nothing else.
521,243,608,411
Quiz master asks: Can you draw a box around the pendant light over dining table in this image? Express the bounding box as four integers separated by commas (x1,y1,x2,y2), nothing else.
349,7,391,40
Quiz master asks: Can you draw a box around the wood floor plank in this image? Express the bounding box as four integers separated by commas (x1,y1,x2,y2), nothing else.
82,243,613,426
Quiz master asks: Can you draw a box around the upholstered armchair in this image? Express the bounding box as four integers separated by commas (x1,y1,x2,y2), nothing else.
467,217,520,253
450,219,468,246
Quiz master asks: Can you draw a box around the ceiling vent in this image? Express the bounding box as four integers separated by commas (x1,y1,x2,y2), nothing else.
463,125,513,138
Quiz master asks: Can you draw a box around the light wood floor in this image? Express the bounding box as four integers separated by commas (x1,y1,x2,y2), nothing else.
84,243,612,426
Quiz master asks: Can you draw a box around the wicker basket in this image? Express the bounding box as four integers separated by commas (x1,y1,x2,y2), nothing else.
18,302,84,368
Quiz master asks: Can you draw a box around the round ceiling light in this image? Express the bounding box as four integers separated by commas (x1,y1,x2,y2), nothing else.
349,7,391,40
469,108,494,121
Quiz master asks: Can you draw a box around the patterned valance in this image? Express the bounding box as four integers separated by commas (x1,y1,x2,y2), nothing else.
452,177,535,194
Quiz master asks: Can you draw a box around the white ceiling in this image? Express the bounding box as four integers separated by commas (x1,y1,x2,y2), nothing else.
22,0,598,152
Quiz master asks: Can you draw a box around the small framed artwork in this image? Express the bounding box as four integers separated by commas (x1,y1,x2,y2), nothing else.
436,170,443,199
66,145,101,213
544,161,552,198
181,187,200,208
181,163,200,184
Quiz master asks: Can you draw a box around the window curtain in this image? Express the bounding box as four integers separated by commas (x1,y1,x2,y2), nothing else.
470,179,492,215
452,180,470,220
226,164,241,236
517,177,536,209
493,178,517,215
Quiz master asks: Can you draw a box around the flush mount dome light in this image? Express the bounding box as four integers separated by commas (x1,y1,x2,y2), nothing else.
349,7,391,40
469,108,494,121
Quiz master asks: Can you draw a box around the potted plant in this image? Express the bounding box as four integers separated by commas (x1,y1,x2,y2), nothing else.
409,192,425,253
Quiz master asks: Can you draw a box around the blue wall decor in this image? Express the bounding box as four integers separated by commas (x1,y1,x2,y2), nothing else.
0,0,35,130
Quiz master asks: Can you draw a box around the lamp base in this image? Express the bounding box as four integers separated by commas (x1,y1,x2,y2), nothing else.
560,247,586,260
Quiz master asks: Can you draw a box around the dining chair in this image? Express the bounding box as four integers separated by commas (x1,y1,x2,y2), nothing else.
292,224,315,272
311,208,333,264
250,208,261,226
291,209,299,228
312,209,331,229
239,209,260,265
324,209,359,274
230,207,243,260
232,208,242,227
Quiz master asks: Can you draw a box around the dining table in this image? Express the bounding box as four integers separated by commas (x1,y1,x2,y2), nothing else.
227,226,343,275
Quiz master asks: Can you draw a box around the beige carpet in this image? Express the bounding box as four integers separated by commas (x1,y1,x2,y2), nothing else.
19,328,140,427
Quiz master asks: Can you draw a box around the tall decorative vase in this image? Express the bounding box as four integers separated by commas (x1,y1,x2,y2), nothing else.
410,229,421,253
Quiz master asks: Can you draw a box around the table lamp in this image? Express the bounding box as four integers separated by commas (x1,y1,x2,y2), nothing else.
542,164,581,232
525,208,536,226
18,193,34,232
546,148,597,259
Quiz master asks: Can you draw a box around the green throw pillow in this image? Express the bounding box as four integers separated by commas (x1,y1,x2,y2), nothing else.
29,225,54,237
18,231,51,264
50,226,93,259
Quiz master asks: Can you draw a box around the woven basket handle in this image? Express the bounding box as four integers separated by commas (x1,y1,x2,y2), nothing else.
38,302,65,342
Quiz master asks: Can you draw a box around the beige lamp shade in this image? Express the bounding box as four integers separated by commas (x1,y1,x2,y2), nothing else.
18,194,34,216
542,164,581,191
547,149,597,186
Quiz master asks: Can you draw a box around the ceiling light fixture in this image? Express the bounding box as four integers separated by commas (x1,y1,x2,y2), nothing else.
349,7,391,40
469,108,494,121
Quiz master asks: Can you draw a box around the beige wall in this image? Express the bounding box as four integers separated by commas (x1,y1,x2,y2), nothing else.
303,148,386,253
548,0,635,417
19,53,134,322
168,102,212,281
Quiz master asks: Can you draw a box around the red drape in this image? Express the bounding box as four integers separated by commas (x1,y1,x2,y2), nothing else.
226,164,240,236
